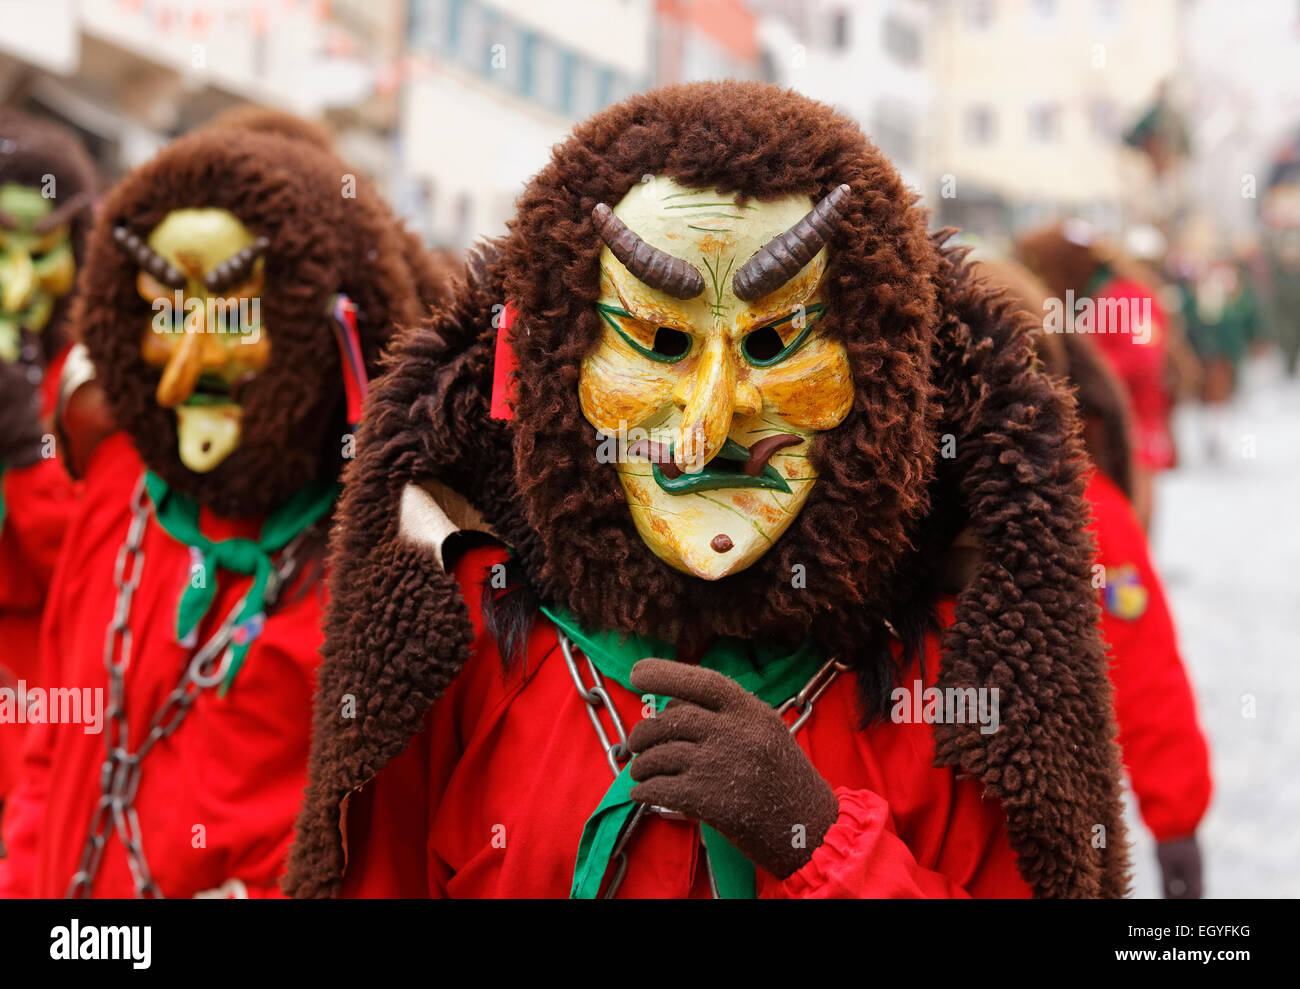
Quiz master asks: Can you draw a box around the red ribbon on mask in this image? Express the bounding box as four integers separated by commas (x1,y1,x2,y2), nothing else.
490,301,518,421
330,294,369,428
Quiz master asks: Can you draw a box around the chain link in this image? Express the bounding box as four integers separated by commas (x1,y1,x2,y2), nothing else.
557,629,846,898
66,476,312,899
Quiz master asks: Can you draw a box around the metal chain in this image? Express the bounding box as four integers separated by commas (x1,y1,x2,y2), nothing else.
66,476,311,899
557,630,847,898
559,632,632,775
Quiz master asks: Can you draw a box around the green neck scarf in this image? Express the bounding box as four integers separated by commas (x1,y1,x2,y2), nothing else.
1083,261,1114,301
143,471,337,694
543,605,824,899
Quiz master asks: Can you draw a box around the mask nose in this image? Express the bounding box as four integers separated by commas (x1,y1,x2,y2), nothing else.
156,299,208,408
672,332,762,471
1,249,35,314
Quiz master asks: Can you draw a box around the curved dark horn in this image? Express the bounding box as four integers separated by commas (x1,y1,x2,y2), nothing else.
732,184,850,303
593,203,704,300
205,236,270,293
113,223,186,289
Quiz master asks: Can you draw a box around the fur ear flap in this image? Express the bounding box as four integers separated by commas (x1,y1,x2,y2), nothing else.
285,244,511,898
923,238,1131,898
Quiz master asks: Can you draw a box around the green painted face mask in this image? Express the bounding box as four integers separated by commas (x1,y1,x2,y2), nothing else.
0,182,77,362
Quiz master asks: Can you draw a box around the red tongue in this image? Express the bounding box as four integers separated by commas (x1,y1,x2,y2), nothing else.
743,433,802,475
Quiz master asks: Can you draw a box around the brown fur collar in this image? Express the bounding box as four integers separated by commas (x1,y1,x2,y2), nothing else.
286,82,1129,898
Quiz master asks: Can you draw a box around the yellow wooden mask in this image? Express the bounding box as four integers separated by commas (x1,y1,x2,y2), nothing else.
123,208,271,473
579,177,854,580
0,182,78,362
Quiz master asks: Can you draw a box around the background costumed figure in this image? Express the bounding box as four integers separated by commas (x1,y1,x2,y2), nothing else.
978,256,1213,899
0,111,445,897
287,82,1130,899
0,109,96,814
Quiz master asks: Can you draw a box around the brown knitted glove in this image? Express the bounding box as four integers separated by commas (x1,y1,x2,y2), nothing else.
1156,835,1203,899
627,657,839,879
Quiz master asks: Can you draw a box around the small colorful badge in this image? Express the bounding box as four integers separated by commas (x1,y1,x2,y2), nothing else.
1103,563,1148,621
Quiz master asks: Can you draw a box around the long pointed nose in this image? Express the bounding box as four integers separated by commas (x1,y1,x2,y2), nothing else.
674,332,762,471
1,250,34,314
156,302,206,408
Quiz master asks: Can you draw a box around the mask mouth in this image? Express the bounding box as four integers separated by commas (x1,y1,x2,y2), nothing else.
629,434,802,495
179,371,256,406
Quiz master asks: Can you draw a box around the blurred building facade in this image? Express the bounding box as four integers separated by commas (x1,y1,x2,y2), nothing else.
0,0,402,182
928,0,1180,244
755,0,933,195
4,0,1298,253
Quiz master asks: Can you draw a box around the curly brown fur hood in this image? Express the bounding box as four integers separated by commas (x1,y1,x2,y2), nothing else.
973,256,1136,497
72,116,445,517
0,108,97,362
287,82,1130,898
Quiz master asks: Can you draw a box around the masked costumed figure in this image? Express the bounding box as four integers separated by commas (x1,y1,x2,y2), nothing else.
0,110,96,810
0,113,443,897
287,82,1130,899
1017,222,1182,530
977,256,1211,899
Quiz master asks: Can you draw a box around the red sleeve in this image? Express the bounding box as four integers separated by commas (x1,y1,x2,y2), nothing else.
0,668,58,898
762,786,1028,899
1089,474,1212,842
0,457,78,606
338,544,510,898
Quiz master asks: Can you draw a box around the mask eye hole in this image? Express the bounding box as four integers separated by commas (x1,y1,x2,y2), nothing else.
652,327,691,362
742,325,785,365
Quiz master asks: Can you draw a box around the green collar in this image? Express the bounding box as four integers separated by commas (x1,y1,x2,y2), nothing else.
144,471,337,693
543,605,825,898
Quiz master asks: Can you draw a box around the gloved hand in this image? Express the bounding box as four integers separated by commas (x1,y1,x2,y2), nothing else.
1156,835,1203,899
627,657,839,879
0,359,44,467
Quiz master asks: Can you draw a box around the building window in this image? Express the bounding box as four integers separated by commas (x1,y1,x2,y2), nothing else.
1088,98,1117,139
454,192,474,249
965,0,995,30
596,68,615,111
1095,0,1122,23
1028,103,1061,142
557,50,578,116
445,0,463,52
965,105,997,145
874,106,914,166
517,29,537,97
830,8,850,50
883,17,921,65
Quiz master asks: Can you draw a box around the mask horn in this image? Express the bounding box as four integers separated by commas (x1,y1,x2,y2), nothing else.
732,184,850,303
592,203,705,300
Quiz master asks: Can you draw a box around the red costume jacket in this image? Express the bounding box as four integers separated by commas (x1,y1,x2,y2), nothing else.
0,347,78,799
1085,470,1211,842
0,432,327,897
1089,275,1175,471
338,544,1033,898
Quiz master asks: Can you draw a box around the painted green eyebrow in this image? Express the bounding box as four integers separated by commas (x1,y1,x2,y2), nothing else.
596,301,827,368
741,303,826,368
596,303,691,364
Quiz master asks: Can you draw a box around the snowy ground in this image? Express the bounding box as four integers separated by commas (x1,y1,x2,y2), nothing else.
1123,352,1300,898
